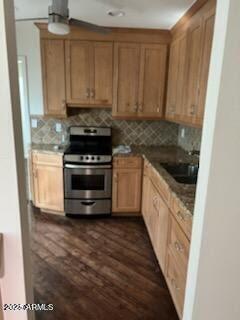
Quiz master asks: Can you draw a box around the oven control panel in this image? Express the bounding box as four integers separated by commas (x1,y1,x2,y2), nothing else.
64,154,112,164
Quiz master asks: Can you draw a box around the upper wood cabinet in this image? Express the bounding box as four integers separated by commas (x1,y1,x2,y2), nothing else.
113,42,168,119
196,8,215,124
165,3,215,127
166,33,188,122
65,40,113,107
41,39,67,117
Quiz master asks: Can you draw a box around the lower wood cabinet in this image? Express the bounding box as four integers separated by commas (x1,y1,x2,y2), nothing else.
112,156,142,214
142,159,192,319
31,151,64,213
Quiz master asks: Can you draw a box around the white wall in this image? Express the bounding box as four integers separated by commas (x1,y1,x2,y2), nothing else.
0,0,34,319
184,0,240,319
15,21,44,115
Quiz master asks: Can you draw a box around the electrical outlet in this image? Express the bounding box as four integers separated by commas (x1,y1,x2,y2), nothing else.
55,123,62,133
181,128,185,139
31,118,38,128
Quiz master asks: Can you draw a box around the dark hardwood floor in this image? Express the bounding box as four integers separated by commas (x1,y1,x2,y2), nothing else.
31,207,178,320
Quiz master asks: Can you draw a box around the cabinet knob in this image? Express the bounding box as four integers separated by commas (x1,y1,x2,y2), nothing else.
171,278,180,291
114,173,118,182
86,88,90,98
174,241,184,252
157,107,160,113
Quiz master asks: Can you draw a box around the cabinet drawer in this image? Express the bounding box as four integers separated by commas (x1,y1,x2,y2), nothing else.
32,152,63,167
171,197,193,240
113,156,142,169
150,168,170,205
166,250,186,318
169,215,190,280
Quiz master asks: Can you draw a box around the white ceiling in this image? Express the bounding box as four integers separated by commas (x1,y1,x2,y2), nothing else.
14,0,196,29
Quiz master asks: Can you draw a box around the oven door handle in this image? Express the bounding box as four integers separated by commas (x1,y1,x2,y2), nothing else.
65,164,112,169
81,201,96,207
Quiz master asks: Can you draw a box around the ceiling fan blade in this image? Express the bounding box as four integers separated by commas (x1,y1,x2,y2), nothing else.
69,18,111,34
15,17,48,22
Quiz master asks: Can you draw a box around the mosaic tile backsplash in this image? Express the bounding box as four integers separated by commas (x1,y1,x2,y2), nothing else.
31,109,179,147
178,125,202,152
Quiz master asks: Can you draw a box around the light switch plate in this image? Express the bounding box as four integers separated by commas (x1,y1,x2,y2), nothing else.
31,118,38,128
55,123,62,133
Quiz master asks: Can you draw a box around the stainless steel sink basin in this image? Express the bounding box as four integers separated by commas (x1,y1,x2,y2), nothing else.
160,163,199,185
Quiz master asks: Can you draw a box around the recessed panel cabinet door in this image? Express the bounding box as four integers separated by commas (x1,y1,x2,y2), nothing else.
196,8,215,125
113,43,140,117
65,40,91,105
182,18,203,121
138,44,167,118
91,42,113,106
41,40,66,116
166,40,179,119
33,164,64,212
112,168,142,213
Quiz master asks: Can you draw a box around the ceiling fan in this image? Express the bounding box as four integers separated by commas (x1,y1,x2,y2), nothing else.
16,0,111,35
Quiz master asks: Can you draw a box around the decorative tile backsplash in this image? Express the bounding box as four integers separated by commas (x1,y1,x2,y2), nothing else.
31,109,179,146
178,125,202,152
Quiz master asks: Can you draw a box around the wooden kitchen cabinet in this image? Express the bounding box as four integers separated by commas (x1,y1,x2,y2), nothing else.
165,33,188,122
113,42,167,119
65,40,113,107
112,156,142,214
165,2,215,127
32,152,64,214
41,39,67,117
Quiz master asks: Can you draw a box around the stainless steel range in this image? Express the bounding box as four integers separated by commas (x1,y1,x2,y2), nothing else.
64,126,112,216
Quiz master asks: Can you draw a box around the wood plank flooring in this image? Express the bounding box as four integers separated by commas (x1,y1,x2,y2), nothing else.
31,207,178,320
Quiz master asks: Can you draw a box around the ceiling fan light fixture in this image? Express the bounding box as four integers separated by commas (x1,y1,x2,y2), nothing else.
48,13,70,35
48,21,70,35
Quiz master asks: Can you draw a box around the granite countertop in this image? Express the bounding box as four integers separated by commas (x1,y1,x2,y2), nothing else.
31,143,67,155
114,145,197,216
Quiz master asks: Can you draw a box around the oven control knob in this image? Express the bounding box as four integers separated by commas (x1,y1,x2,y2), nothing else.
86,156,89,160
97,156,101,161
91,156,95,161
80,156,84,160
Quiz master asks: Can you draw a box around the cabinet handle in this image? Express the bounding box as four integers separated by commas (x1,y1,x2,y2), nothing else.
62,99,66,108
114,173,118,182
174,241,184,252
157,107,160,113
90,89,95,98
176,211,185,221
171,278,180,291
190,105,196,115
134,104,138,112
139,104,143,112
86,88,90,98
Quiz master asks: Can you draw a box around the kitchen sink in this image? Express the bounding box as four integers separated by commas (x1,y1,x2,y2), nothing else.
160,163,199,185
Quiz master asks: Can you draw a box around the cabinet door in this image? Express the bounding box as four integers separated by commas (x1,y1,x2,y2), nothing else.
112,168,142,213
65,41,91,105
155,193,169,273
41,40,66,116
138,44,167,118
91,42,113,106
196,8,215,125
182,18,203,122
166,39,179,119
113,43,140,118
166,34,188,122
33,164,64,212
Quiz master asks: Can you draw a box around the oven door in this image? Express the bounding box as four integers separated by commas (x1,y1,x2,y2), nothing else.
64,164,112,199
